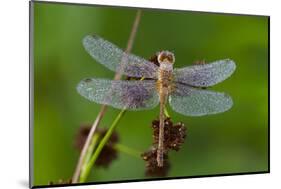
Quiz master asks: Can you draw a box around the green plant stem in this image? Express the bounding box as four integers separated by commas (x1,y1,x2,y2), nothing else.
80,134,100,174
164,107,170,118
72,10,142,183
79,109,126,182
114,143,141,158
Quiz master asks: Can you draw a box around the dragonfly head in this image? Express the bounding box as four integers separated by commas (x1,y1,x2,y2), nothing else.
158,51,175,64
158,51,175,71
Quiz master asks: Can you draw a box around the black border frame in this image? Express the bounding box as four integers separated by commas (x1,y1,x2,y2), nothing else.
29,1,270,188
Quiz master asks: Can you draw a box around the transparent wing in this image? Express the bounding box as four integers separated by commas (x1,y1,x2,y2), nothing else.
83,35,158,78
169,83,233,116
173,59,236,87
77,78,159,110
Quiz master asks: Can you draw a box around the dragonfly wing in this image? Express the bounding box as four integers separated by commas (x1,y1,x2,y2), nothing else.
169,83,233,116
173,59,236,87
83,35,158,79
77,78,159,110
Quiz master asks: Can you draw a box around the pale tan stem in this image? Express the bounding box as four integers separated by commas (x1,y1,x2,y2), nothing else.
72,106,107,182
114,9,142,80
72,9,142,183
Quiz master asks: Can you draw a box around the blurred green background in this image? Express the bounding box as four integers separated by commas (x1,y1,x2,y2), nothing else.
32,2,268,186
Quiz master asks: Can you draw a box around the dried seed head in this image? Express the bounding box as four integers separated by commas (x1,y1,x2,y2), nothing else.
95,143,118,168
141,148,170,177
142,117,187,177
74,125,91,151
152,118,187,151
74,124,119,168
95,127,119,168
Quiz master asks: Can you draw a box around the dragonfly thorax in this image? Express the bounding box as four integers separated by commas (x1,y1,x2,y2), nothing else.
159,62,173,71
158,51,175,71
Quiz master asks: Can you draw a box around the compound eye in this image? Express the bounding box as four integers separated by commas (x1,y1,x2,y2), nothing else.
159,55,164,62
158,53,165,63
167,54,174,62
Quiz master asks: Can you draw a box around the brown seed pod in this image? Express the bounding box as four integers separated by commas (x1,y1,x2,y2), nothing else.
74,124,119,168
141,148,170,177
151,118,186,151
141,117,186,177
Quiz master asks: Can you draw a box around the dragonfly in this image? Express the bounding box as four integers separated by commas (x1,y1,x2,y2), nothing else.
77,35,236,167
